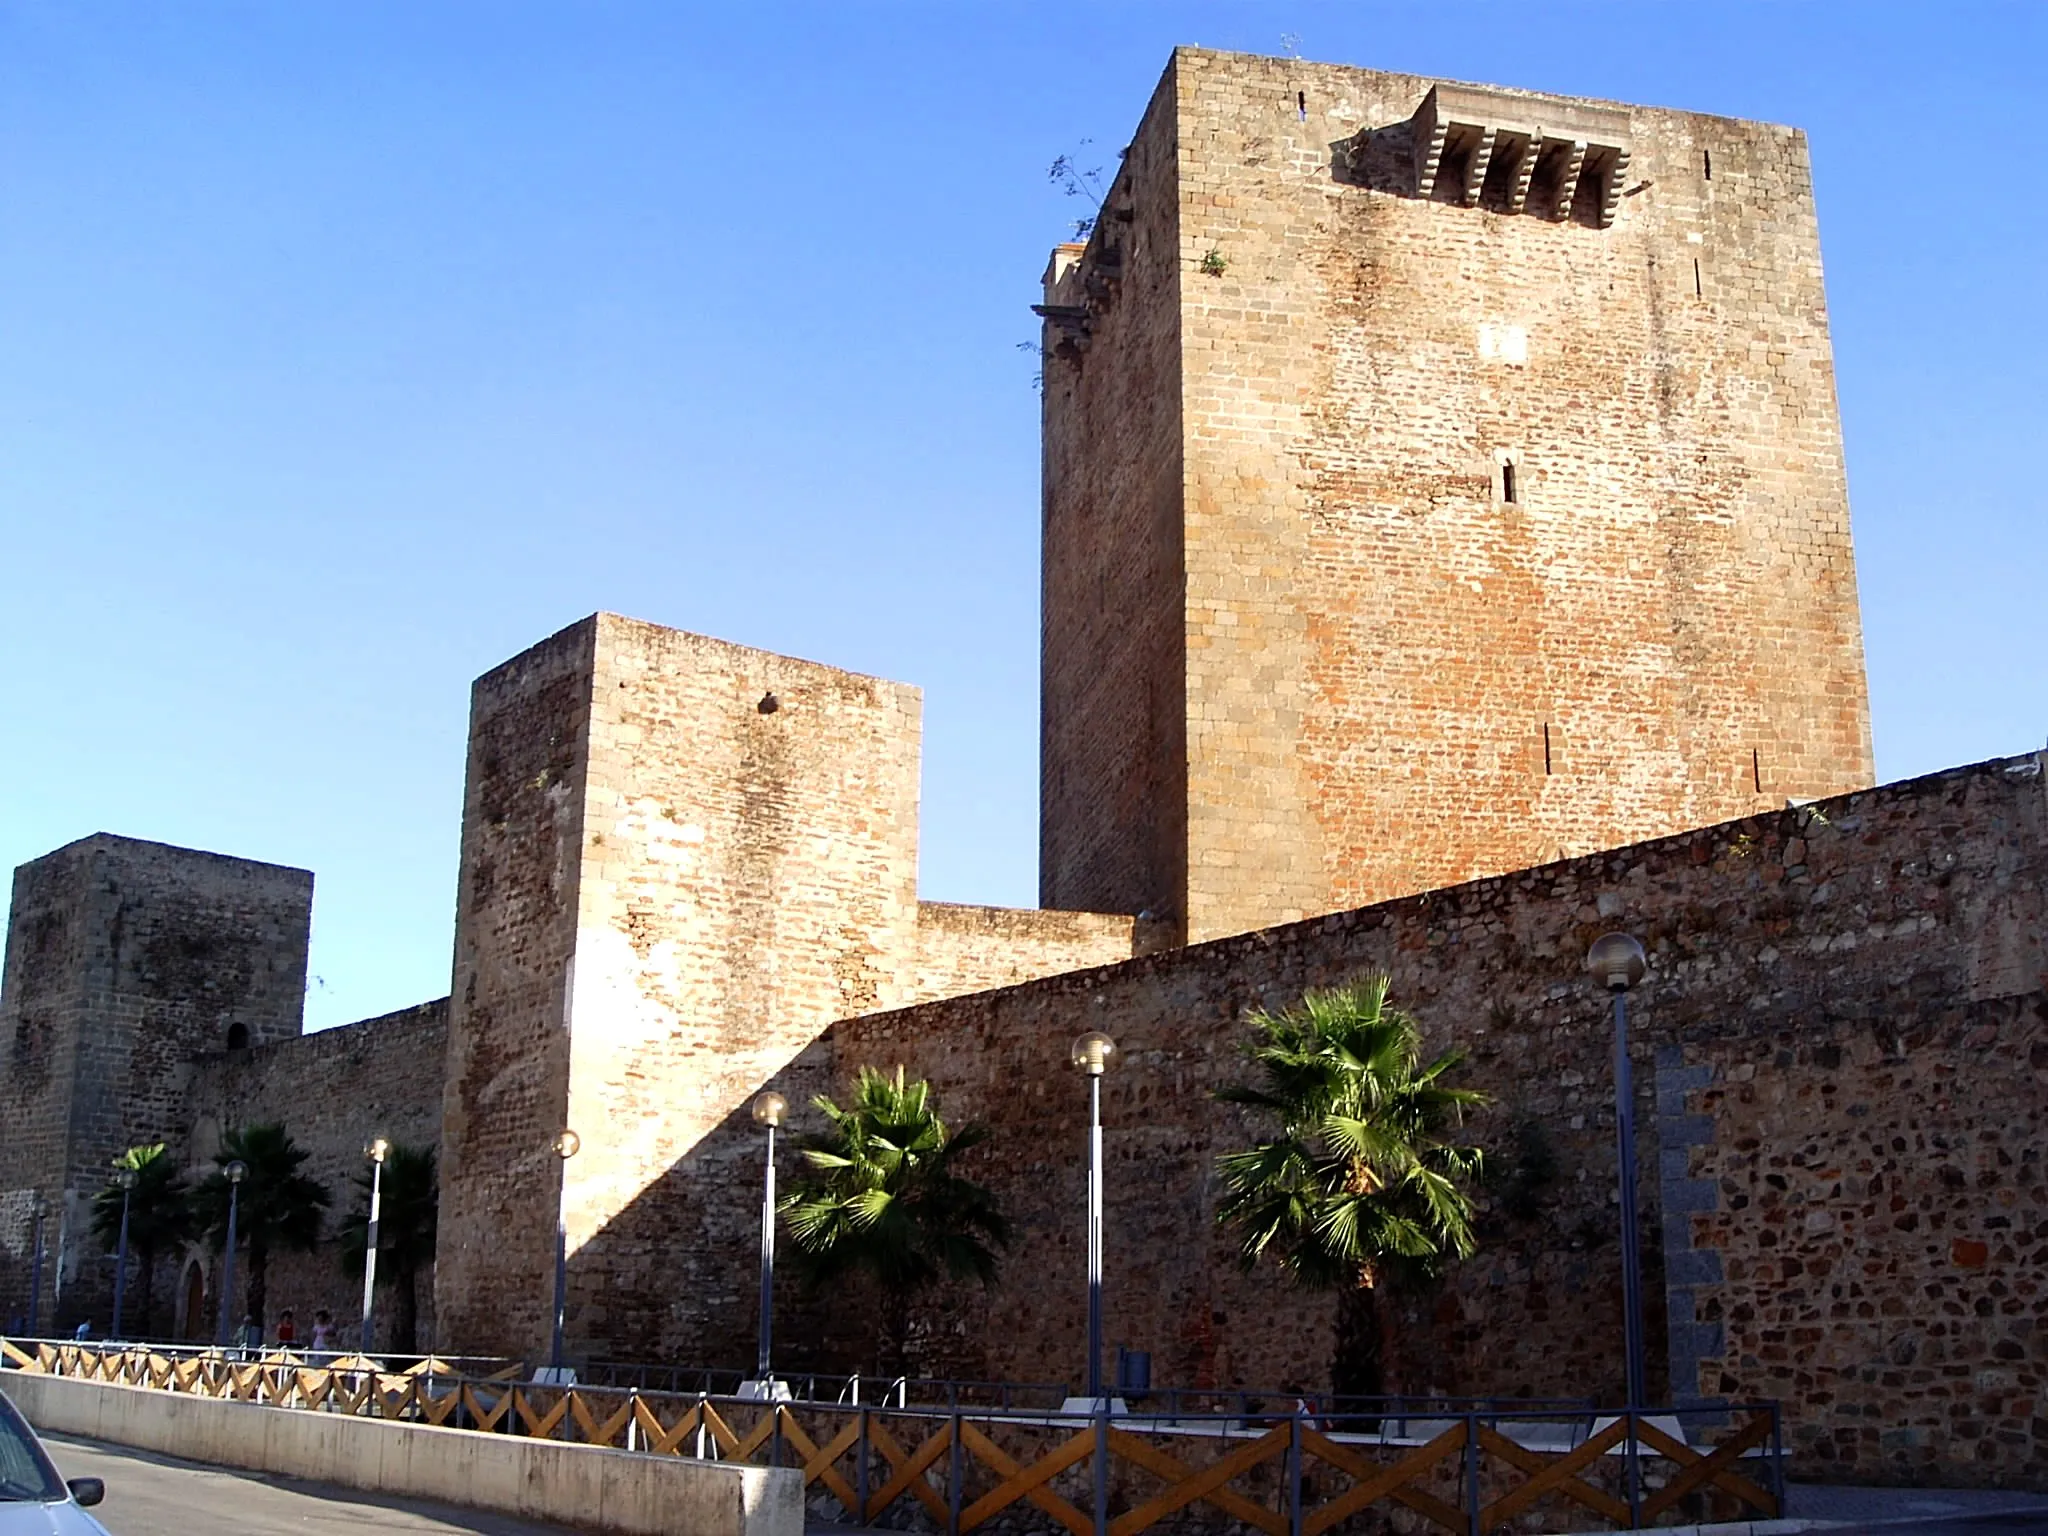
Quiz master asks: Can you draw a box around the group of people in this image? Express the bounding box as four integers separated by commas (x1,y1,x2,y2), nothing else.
228,1307,340,1358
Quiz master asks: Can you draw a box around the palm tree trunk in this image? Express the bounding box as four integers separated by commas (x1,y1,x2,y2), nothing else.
880,1288,913,1381
136,1244,157,1338
247,1242,268,1335
1333,1275,1384,1401
393,1263,419,1355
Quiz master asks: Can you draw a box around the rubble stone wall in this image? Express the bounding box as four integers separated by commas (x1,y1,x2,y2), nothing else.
783,755,2047,1486
180,1000,448,1351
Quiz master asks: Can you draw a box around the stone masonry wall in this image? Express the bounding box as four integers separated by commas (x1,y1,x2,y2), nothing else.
1038,64,1189,926
557,615,926,1366
758,755,2046,1486
435,614,1152,1368
180,999,448,1352
436,617,596,1362
1042,49,1874,946
1670,992,2048,1485
910,903,1137,1001
0,835,312,1335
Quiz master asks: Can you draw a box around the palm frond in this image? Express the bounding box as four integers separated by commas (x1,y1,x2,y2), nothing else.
1213,975,1489,1297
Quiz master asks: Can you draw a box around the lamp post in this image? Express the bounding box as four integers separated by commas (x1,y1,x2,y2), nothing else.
1071,1030,1118,1402
749,1092,787,1387
111,1168,139,1341
215,1160,248,1350
359,1138,390,1355
1587,932,1649,1411
26,1195,46,1337
549,1130,580,1376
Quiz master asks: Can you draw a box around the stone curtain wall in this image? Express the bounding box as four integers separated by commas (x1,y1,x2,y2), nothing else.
910,904,1138,1001
1669,989,2048,1484
181,1000,448,1351
0,835,313,1335
1041,49,1873,946
783,756,2045,1484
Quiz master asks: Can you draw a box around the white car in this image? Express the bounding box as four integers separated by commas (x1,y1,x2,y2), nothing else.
0,1392,109,1534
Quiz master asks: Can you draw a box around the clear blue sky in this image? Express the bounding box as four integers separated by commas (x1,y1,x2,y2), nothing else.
3,3,2042,1030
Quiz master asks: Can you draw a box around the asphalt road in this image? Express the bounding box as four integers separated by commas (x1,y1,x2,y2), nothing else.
41,1434,589,1535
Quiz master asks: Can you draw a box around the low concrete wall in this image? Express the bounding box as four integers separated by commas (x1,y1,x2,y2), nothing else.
2,1371,801,1536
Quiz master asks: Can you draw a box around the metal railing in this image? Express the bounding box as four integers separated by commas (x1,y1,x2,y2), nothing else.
3,1339,1783,1533
0,1334,512,1380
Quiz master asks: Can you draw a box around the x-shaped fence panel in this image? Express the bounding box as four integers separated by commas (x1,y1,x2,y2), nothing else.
2,1339,1783,1533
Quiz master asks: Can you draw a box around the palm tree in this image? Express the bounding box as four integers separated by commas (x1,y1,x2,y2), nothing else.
90,1145,194,1338
192,1124,330,1335
781,1066,1010,1376
1214,976,1486,1400
336,1142,438,1354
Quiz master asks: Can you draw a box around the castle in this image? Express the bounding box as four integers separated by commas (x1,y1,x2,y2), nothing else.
5,50,2042,1489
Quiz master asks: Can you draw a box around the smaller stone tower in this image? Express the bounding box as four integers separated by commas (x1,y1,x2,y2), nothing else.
435,613,1136,1365
0,835,313,1331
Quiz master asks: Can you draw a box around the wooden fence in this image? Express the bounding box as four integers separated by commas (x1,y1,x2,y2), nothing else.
1,1339,1781,1534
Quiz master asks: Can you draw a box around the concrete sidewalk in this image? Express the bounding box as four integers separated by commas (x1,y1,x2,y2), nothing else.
1542,1480,2048,1535
45,1433,589,1535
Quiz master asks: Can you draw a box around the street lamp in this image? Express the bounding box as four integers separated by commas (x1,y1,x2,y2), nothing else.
1587,932,1649,1412
111,1168,139,1341
749,1091,787,1388
26,1195,46,1338
1071,1029,1118,1402
215,1160,248,1350
549,1129,580,1377
359,1138,391,1356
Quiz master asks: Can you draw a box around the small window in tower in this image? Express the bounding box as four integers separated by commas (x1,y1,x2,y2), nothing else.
1752,748,1763,793
1501,461,1518,504
1694,259,1702,297
1703,148,1712,181
226,1023,250,1051
1543,721,1553,775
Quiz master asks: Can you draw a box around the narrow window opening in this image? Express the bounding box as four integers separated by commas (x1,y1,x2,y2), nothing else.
1501,461,1518,504
1543,722,1553,775
1694,259,1702,297
226,1022,250,1051
1752,748,1762,793
1297,90,1307,123
1703,148,1712,181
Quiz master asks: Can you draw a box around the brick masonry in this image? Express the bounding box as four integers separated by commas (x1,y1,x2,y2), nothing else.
1042,50,1874,945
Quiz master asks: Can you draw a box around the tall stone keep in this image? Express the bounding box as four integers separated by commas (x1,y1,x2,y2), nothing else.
1040,49,1875,943
0,835,313,1331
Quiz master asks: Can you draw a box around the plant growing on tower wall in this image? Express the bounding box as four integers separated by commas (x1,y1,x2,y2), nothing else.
781,1066,1010,1377
1214,976,1486,1399
193,1123,329,1336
